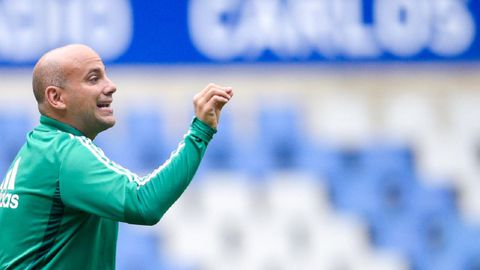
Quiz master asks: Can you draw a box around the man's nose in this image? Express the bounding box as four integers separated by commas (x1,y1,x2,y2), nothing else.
105,77,117,94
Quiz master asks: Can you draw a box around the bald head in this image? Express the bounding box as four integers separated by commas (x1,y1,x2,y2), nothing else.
32,44,99,107
31,44,116,138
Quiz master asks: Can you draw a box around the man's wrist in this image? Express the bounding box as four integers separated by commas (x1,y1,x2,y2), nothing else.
190,117,217,142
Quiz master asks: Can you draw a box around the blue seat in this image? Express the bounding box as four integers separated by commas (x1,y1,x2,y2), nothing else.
335,141,414,179
200,112,238,170
362,141,416,174
116,223,179,270
364,212,479,270
455,227,480,270
252,105,308,175
124,109,168,173
333,166,417,222
326,144,417,219
369,210,420,261
305,141,342,178
370,181,460,270
411,217,480,270
330,171,379,217
410,184,456,217
0,112,32,174
94,127,134,169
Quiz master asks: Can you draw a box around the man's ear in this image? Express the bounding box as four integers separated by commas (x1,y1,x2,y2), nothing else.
45,86,67,110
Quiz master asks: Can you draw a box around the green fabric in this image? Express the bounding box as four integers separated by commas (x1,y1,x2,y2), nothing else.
0,115,215,269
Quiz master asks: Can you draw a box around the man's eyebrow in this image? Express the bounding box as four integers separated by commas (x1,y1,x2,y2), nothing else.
85,67,104,77
89,67,102,73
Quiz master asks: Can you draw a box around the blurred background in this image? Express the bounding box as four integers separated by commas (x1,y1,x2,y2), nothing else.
1,0,480,269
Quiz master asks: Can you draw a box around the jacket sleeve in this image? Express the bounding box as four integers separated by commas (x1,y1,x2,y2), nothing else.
58,117,215,225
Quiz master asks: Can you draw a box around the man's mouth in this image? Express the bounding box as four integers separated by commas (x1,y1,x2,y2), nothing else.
97,101,112,108
97,101,113,113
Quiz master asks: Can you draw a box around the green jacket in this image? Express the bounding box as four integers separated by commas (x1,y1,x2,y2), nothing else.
0,115,215,269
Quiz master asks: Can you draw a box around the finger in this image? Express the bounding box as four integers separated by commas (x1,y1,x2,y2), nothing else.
194,84,216,104
195,84,233,104
226,88,233,97
202,88,232,105
210,95,230,105
198,83,218,96
206,95,230,110
197,83,228,99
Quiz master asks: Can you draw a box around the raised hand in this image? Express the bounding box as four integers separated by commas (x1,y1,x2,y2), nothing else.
193,83,234,129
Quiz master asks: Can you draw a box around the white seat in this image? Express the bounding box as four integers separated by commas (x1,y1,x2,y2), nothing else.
382,92,439,144
308,91,372,145
265,172,331,218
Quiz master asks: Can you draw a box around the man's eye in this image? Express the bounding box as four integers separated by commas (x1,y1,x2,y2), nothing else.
89,76,99,83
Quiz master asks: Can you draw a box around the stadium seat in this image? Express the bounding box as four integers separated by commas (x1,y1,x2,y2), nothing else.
0,112,33,174
124,109,168,173
326,144,417,219
333,168,417,221
370,182,461,270
251,105,309,175
200,112,238,170
308,91,372,145
304,140,343,181
383,92,439,143
447,91,480,141
265,172,331,218
454,226,480,270
116,223,179,270
361,142,416,174
410,217,480,270
94,123,133,168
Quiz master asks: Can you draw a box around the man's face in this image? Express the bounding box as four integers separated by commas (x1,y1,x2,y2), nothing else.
62,48,117,138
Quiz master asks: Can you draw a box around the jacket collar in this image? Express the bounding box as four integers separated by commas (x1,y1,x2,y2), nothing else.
39,115,85,137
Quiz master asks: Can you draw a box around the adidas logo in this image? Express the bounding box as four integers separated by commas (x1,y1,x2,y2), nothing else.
0,157,21,209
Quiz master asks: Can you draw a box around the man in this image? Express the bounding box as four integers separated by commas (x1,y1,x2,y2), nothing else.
0,44,233,269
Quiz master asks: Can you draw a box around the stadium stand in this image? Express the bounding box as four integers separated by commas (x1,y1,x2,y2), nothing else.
1,70,480,270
